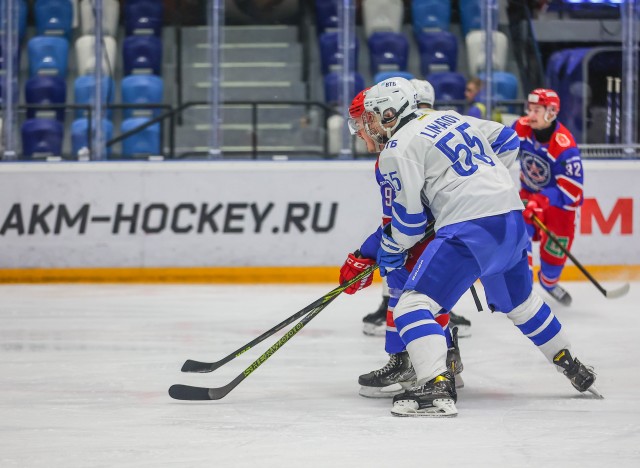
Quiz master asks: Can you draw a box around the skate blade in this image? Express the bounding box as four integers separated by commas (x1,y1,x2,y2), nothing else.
359,382,414,398
362,323,386,337
586,384,604,399
390,398,458,418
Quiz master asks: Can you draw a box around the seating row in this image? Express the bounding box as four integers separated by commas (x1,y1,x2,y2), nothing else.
22,117,161,158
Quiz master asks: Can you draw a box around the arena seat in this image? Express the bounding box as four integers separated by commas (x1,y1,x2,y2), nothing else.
123,35,162,76
459,0,499,37
71,118,114,157
367,32,409,76
478,71,519,99
75,35,118,75
0,0,28,42
74,75,115,119
25,75,67,121
80,0,120,37
124,0,163,36
27,36,69,78
121,118,161,157
465,30,508,76
362,0,403,38
315,0,338,34
319,32,359,75
323,71,365,106
416,30,457,76
412,0,451,35
21,118,64,158
373,70,414,83
545,49,574,93
35,0,74,39
121,75,164,119
426,71,466,111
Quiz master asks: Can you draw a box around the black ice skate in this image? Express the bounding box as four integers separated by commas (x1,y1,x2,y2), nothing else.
553,349,603,398
447,326,465,389
358,351,416,398
449,311,471,338
542,283,572,306
362,295,389,336
391,371,458,417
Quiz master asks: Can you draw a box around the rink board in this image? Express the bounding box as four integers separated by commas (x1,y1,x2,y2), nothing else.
0,159,637,282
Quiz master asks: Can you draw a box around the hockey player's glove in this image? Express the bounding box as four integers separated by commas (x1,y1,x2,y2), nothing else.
377,231,407,277
523,193,550,225
339,250,376,294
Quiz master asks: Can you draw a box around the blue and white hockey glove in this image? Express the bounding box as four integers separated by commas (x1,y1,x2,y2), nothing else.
377,231,407,277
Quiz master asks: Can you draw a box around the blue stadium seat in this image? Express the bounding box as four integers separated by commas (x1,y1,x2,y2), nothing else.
427,71,466,110
27,36,69,78
123,35,162,76
315,0,338,34
458,0,498,37
121,75,164,119
323,72,365,106
25,75,67,121
121,118,161,157
478,71,519,100
319,32,359,75
373,70,415,83
74,75,116,119
21,118,64,158
415,30,457,76
71,118,114,157
0,0,28,42
367,32,409,76
412,0,451,35
545,49,574,93
124,0,163,36
35,0,74,39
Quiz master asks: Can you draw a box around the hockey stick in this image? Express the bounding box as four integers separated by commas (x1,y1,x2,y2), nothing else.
169,265,379,401
182,220,437,374
470,284,483,311
180,265,379,374
532,214,630,299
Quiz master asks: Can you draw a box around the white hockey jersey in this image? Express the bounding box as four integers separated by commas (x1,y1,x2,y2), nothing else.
378,109,523,250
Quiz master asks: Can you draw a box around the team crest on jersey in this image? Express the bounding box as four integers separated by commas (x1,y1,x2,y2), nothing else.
521,151,551,188
555,133,571,147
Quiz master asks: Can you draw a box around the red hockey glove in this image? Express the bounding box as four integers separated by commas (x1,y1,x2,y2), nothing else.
339,250,376,295
523,193,550,225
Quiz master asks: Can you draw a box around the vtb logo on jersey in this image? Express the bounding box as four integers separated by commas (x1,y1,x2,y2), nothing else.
521,151,551,189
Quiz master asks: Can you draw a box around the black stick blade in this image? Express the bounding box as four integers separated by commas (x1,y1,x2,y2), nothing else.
181,359,215,373
168,384,212,400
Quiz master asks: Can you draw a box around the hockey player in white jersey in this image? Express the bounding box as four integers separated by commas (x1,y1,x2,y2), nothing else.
359,77,600,417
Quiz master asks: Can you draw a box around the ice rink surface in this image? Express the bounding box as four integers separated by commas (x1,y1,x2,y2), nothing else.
1,281,639,467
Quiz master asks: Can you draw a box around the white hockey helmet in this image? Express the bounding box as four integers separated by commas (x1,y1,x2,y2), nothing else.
362,77,418,143
411,79,435,108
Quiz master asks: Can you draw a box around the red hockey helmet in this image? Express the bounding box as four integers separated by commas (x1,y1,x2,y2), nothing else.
348,88,370,135
528,88,560,113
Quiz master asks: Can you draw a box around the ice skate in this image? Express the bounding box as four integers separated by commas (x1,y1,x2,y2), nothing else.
358,351,416,398
391,371,458,417
553,349,603,398
449,311,471,338
362,296,389,336
543,284,572,306
447,326,465,389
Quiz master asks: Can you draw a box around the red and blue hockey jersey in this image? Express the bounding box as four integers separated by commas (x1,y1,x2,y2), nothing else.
512,118,584,211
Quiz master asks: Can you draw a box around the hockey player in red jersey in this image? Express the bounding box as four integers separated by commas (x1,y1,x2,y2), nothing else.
339,84,463,398
513,89,584,306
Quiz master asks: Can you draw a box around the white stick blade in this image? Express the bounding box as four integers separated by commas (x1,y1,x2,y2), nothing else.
605,283,630,299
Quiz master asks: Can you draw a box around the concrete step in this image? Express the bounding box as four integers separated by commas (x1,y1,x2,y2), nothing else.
182,25,298,44
183,81,307,102
180,104,308,125
187,62,302,82
183,42,302,64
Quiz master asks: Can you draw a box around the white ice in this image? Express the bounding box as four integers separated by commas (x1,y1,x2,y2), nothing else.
1,281,639,467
